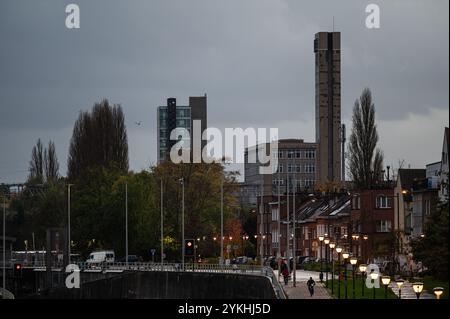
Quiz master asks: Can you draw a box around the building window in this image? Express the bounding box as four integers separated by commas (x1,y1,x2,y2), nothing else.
287,150,294,158
376,220,392,233
288,164,294,173
271,207,279,221
305,149,316,159
278,150,284,158
296,165,301,173
376,195,392,208
273,179,285,186
295,150,301,158
352,194,361,210
304,180,315,188
277,164,283,173
305,163,315,173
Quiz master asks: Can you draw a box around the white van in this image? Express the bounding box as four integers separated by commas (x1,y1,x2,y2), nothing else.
86,250,115,264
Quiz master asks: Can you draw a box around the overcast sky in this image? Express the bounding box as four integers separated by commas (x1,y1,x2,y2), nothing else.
0,0,448,182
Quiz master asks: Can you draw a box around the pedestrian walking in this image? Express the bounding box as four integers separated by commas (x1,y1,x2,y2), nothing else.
307,277,316,297
281,261,290,285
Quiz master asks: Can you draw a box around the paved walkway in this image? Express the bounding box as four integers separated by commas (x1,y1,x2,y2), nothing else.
274,270,333,299
389,281,434,299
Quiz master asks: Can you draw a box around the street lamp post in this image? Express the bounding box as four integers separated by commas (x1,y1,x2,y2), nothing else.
220,179,224,265
2,195,6,294
67,184,73,265
324,238,330,288
318,235,324,282
329,242,335,294
342,252,350,299
412,282,424,299
125,183,128,268
180,177,185,271
370,271,379,299
396,279,404,299
381,276,391,299
160,179,164,267
336,247,342,299
350,257,357,299
359,264,367,298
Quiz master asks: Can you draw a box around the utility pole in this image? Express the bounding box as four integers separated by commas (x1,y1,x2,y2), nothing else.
67,184,72,264
220,178,224,265
277,167,281,277
286,160,290,273
160,179,164,267
260,183,264,268
125,183,128,268
180,177,185,271
293,176,296,287
3,195,6,294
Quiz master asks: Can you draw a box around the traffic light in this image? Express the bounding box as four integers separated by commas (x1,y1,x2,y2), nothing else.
13,263,22,278
185,239,195,256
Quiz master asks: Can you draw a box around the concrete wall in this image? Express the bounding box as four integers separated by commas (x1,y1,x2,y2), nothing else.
36,271,277,299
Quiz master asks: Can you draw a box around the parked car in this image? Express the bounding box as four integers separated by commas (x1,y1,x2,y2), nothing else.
86,250,115,264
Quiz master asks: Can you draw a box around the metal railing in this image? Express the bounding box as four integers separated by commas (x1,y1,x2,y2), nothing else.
13,261,286,299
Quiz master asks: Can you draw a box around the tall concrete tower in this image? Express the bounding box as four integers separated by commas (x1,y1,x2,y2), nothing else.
314,32,342,184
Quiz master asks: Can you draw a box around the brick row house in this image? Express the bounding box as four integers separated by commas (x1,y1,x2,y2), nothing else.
256,187,396,264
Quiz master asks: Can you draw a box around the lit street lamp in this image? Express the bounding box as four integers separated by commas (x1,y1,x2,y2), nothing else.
381,276,391,299
359,264,367,297
433,287,444,299
342,252,350,299
329,242,336,295
370,270,379,299
412,282,424,299
396,279,404,299
324,238,330,288
335,246,343,299
318,235,324,282
349,257,357,299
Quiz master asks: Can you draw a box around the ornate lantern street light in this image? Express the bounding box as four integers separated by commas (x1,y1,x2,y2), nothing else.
381,276,391,299
412,282,424,299
335,247,343,299
329,242,336,294
318,235,325,282
433,287,444,300
359,264,367,297
349,257,358,299
370,271,379,299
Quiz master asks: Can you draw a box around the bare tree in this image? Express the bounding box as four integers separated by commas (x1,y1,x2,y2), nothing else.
44,141,59,182
67,99,129,180
348,88,384,189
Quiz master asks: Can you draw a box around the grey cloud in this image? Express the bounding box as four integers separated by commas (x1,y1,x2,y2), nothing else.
0,0,448,182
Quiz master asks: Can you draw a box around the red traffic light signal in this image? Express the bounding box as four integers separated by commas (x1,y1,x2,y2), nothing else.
185,239,195,256
13,263,23,277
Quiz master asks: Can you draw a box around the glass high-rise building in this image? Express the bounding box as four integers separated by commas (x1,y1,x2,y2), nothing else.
157,95,207,163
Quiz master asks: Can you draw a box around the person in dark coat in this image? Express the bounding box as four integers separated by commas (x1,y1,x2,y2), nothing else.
282,264,290,285
307,277,316,297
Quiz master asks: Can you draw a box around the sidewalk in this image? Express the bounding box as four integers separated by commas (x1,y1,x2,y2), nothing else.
275,270,333,299
282,281,332,299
